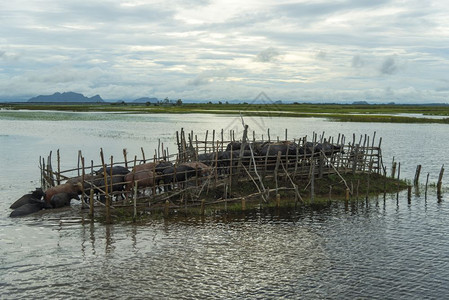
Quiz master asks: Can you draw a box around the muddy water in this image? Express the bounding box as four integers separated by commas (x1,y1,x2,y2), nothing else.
1,110,448,299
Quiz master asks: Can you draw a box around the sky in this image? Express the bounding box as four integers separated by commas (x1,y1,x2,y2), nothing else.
1,0,449,103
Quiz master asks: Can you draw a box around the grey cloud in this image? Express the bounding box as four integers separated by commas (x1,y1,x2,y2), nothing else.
255,47,280,63
275,0,392,19
315,50,327,60
380,56,399,75
187,70,228,86
352,55,364,68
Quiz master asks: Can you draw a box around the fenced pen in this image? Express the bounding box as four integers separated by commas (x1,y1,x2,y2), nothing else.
38,125,394,222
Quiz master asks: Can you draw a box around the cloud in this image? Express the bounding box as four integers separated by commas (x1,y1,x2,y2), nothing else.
351,55,364,68
380,56,399,75
0,0,448,103
315,50,327,60
255,47,280,63
187,70,229,86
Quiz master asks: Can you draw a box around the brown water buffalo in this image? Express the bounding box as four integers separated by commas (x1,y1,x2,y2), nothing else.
131,161,173,174
180,161,211,176
124,170,156,192
44,183,82,204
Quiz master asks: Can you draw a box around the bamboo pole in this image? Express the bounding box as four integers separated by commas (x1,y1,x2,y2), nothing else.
274,151,281,195
100,148,110,224
81,156,86,209
123,149,128,169
89,189,94,218
141,147,146,163
57,149,61,185
414,165,422,186
437,165,444,196
133,181,138,222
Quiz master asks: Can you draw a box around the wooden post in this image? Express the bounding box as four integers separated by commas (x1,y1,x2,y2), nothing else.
201,199,205,216
414,165,422,186
241,197,246,211
89,189,94,218
123,149,128,169
425,173,429,200
407,186,412,202
141,147,146,163
396,162,401,201
437,165,444,196
204,130,209,153
81,156,86,209
57,149,61,185
110,156,114,198
391,160,397,178
133,181,138,222
100,148,110,224
274,151,281,195
345,187,350,202
276,193,281,208
164,200,169,217
311,158,315,203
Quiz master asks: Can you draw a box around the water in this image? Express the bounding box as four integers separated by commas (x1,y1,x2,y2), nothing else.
0,110,448,299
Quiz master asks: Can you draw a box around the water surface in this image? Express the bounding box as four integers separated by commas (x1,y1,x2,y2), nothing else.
0,111,447,299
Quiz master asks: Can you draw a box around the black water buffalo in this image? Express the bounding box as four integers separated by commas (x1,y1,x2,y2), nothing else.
95,166,130,176
155,161,173,174
10,188,45,209
9,198,50,218
259,142,298,157
198,152,217,166
162,165,197,191
225,141,266,155
315,142,344,156
50,192,79,208
83,174,126,201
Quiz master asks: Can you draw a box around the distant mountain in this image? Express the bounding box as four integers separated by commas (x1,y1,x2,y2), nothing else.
132,97,158,103
28,92,104,103
352,101,369,105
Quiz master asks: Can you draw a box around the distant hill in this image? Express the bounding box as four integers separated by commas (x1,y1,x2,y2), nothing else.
132,97,158,103
28,92,104,103
352,101,369,105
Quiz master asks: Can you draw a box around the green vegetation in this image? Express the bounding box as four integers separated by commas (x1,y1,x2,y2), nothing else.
94,172,408,224
1,102,449,124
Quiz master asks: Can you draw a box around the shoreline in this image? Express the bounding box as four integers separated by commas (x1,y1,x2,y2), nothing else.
1,103,449,124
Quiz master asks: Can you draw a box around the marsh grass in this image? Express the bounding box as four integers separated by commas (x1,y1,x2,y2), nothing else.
2,103,449,124
94,172,408,223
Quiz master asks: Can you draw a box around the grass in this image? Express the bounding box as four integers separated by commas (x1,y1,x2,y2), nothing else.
1,102,449,124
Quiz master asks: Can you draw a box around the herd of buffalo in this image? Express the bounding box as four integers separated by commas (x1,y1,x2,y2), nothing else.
9,140,344,217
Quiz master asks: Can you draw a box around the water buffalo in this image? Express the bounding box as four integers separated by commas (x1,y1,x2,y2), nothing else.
10,188,45,209
225,141,265,155
124,170,156,192
50,192,79,208
82,173,126,201
9,198,50,218
95,166,130,176
161,165,197,191
180,161,211,176
44,183,82,204
259,142,298,157
198,152,217,166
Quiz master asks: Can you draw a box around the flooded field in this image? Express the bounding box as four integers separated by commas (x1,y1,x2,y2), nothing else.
0,110,448,299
